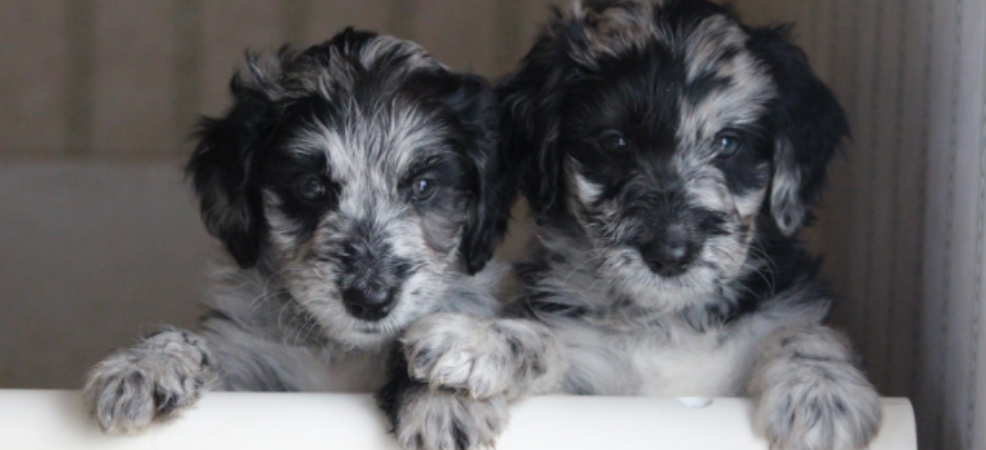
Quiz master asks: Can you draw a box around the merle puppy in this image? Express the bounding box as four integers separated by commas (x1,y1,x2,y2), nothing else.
384,2,882,450
83,28,514,433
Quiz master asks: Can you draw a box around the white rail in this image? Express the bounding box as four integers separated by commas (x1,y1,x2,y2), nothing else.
0,390,915,449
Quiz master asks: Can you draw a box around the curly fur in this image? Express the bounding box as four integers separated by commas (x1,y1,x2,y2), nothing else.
384,2,882,450
82,28,515,434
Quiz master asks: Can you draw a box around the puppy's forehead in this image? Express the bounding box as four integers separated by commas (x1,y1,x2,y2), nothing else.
284,34,442,99
291,101,446,182
357,35,442,73
575,12,774,146
676,15,774,146
282,34,451,181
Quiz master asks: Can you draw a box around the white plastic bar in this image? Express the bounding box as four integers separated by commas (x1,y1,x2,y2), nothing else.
0,390,915,450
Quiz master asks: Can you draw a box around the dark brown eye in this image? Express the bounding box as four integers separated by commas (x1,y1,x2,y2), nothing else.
598,131,629,152
296,175,328,202
411,178,436,203
715,132,744,158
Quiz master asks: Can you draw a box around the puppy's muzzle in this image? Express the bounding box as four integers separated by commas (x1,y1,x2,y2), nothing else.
631,205,725,278
637,233,699,278
342,284,397,322
339,264,409,322
337,224,413,322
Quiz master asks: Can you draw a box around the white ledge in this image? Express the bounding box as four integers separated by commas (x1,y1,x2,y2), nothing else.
0,390,915,450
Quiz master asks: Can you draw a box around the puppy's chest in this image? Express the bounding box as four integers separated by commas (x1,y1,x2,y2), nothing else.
323,351,388,392
623,329,757,397
289,346,388,393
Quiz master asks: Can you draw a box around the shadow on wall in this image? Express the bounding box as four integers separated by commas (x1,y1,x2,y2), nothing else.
0,162,212,388
0,0,555,160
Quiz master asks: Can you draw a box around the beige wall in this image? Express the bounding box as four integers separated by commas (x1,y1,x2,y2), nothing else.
0,162,212,388
4,2,986,449
738,1,986,449
0,0,561,389
0,0,557,160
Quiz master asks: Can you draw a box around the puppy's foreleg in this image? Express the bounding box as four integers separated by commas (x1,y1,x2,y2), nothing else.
402,313,565,400
378,348,509,450
749,325,881,450
83,328,219,433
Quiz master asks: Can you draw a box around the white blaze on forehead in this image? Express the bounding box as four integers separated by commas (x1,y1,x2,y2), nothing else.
289,102,447,220
678,17,775,149
683,16,747,83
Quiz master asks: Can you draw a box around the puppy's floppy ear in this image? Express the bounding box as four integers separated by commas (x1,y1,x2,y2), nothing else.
498,10,584,223
498,42,564,223
454,75,514,275
186,50,288,267
748,25,849,235
421,71,512,274
500,1,656,223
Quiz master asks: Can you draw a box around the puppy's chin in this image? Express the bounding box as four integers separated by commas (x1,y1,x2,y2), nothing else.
313,307,417,350
330,323,402,350
316,290,441,351
597,247,729,311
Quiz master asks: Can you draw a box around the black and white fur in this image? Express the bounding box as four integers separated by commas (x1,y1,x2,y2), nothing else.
82,28,516,434
385,2,882,450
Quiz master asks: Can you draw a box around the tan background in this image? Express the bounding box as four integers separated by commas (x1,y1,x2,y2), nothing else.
2,1,984,449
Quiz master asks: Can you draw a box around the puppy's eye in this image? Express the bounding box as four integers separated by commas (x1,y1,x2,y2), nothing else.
714,132,744,158
410,178,437,203
598,131,629,152
296,175,328,202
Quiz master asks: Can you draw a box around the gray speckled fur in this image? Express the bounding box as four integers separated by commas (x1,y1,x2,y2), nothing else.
397,2,882,450
82,30,508,434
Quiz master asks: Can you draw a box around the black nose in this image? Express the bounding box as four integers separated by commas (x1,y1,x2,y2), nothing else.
342,286,397,321
638,239,697,278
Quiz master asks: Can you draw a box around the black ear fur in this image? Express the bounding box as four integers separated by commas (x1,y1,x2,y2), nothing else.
499,2,659,224
747,25,849,235
417,71,512,275
186,52,287,268
497,14,580,224
453,75,515,275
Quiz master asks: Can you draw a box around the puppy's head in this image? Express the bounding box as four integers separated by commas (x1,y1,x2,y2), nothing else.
502,0,847,307
187,29,512,348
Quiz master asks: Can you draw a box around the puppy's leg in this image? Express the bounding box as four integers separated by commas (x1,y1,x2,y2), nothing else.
378,348,509,450
402,312,565,400
83,328,219,433
749,325,881,450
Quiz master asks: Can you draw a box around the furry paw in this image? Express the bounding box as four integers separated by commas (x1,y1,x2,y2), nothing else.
756,367,882,450
402,313,512,399
394,389,509,450
82,329,218,433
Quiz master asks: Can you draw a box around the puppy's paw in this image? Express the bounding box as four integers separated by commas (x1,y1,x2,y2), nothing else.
402,313,512,399
394,390,508,450
83,329,218,433
756,367,882,450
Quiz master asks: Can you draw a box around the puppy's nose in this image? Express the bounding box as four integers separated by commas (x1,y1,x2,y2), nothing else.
639,239,697,278
341,286,396,321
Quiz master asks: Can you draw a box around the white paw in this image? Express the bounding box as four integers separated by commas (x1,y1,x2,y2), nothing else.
82,330,217,433
402,313,512,399
395,389,508,450
757,368,882,450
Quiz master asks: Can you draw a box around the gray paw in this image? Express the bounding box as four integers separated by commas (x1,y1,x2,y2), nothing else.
395,389,508,450
756,366,882,450
402,313,512,399
82,329,218,433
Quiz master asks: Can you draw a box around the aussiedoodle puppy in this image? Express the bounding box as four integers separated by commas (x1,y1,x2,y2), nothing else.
83,28,515,433
382,2,882,450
